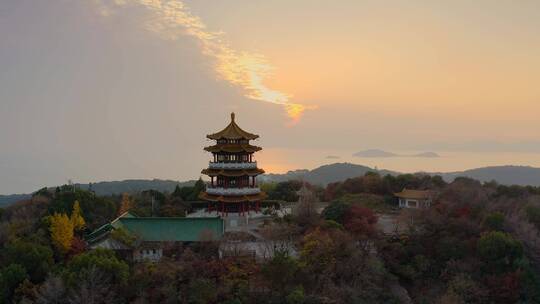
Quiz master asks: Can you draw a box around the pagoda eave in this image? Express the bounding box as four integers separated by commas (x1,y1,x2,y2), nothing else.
201,168,265,177
199,192,267,203
204,144,262,153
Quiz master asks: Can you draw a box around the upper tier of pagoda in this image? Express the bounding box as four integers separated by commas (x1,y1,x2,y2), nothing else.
204,112,261,154
207,112,259,140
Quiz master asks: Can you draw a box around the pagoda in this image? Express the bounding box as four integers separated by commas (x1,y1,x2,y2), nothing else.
199,113,267,216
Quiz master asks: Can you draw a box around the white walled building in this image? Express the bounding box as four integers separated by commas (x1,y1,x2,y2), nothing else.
395,189,433,209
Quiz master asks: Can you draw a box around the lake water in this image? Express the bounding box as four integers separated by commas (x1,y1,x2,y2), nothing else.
257,148,540,174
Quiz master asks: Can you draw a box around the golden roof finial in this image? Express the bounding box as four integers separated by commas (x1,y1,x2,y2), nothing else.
231,112,235,122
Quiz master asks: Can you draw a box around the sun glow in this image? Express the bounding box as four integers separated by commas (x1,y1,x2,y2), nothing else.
94,0,314,122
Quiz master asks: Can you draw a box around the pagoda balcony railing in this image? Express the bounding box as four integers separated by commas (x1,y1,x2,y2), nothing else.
208,162,258,169
206,187,261,196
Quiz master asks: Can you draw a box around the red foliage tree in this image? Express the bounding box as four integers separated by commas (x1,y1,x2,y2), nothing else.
454,205,472,218
67,236,87,259
343,205,378,239
484,272,520,303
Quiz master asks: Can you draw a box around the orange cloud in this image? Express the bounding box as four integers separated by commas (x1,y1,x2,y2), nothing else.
95,0,314,122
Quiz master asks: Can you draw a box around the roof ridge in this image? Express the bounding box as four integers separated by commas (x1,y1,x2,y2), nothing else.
206,113,259,140
119,217,221,220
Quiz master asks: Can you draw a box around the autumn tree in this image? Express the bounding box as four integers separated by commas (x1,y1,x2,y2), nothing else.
70,200,85,231
343,204,378,239
117,193,132,216
49,213,74,253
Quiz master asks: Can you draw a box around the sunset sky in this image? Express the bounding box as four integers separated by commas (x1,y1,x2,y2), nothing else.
1,0,540,193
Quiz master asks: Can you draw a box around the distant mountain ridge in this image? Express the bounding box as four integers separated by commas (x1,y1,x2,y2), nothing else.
261,163,540,187
0,179,196,208
435,165,540,186
2,164,540,208
0,194,32,208
260,163,397,185
74,179,196,196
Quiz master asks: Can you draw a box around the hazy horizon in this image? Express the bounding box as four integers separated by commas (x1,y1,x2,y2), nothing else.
2,0,540,194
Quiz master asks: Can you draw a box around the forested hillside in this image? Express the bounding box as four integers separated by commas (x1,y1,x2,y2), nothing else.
1,173,539,303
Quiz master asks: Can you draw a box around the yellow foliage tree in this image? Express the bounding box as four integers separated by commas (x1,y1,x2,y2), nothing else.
118,193,132,216
50,213,74,253
70,200,86,231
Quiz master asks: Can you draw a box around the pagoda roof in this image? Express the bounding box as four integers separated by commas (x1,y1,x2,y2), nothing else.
207,113,259,140
201,168,265,177
204,144,262,153
394,189,433,200
199,191,268,203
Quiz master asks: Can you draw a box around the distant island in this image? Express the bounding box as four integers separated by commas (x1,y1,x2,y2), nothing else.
353,149,440,158
325,155,341,159
353,149,398,158
412,151,440,158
